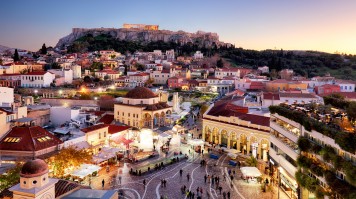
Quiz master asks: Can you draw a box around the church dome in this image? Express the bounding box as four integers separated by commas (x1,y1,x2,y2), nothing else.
20,159,48,178
125,87,157,99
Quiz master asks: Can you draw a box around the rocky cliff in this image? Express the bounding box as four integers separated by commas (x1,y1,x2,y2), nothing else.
56,28,227,49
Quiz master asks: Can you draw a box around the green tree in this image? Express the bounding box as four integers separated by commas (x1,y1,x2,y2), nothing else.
51,62,61,69
13,49,20,61
48,146,92,178
216,58,224,68
40,43,47,55
346,102,356,122
104,75,110,80
90,62,104,71
83,75,92,83
246,156,258,167
0,162,23,192
135,63,145,71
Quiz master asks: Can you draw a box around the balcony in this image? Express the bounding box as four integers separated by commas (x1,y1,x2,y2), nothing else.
270,148,298,176
270,135,298,160
270,121,299,143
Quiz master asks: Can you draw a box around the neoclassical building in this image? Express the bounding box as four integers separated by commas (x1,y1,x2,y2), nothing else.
114,87,172,129
202,96,270,161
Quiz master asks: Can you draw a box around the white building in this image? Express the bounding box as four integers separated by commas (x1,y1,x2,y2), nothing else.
150,68,173,85
215,68,240,79
21,71,55,88
166,49,175,61
335,79,355,92
257,66,269,74
48,69,73,84
50,106,80,126
128,73,150,87
71,64,82,79
0,87,14,107
193,51,204,59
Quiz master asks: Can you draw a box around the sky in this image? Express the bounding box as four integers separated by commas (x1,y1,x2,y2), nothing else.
1,0,356,54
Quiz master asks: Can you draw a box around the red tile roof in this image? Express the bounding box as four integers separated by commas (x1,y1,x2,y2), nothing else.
108,125,130,134
98,114,114,124
0,126,63,152
206,101,270,127
80,124,108,133
24,71,49,76
263,93,280,100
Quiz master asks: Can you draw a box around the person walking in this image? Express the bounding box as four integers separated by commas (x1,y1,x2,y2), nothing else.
227,191,231,199
180,169,183,177
187,173,190,182
143,179,146,188
118,175,122,185
223,191,226,199
204,175,207,183
101,179,105,188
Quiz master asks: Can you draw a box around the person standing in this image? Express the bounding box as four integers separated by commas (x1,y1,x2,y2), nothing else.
101,179,105,188
187,173,190,182
204,175,207,183
223,191,226,199
218,186,222,194
227,191,231,199
143,179,146,188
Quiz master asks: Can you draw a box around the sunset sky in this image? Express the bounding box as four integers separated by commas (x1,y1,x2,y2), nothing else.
1,0,356,54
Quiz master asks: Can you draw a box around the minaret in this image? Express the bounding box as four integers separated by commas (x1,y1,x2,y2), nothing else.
10,159,58,199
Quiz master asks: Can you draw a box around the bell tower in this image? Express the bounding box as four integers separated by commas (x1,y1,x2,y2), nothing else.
9,159,58,199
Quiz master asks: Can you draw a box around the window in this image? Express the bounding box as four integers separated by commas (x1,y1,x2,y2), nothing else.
99,133,101,139
3,137,21,143
104,131,106,138
128,113,130,117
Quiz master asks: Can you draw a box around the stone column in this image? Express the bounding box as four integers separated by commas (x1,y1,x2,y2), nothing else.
218,133,222,145
237,140,240,151
247,140,250,155
258,143,263,159
151,119,154,129
227,136,231,149
202,127,206,141
210,132,213,143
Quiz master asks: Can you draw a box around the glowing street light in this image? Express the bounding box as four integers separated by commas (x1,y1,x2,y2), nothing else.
98,87,103,92
59,90,63,95
34,89,38,94
94,97,98,100
109,85,115,90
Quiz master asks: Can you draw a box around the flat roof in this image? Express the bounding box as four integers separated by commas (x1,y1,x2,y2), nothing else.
62,189,117,199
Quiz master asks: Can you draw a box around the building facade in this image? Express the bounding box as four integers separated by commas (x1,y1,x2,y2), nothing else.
114,87,172,129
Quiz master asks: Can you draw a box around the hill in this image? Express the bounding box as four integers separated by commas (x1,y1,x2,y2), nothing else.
56,27,228,51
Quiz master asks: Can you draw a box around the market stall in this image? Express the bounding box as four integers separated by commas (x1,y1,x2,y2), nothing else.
240,167,262,183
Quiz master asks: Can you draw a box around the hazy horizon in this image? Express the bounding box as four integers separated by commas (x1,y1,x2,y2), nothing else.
1,0,356,54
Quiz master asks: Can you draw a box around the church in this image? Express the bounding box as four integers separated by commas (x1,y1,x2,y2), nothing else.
2,159,117,199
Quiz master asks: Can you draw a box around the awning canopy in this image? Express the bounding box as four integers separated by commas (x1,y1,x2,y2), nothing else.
112,135,133,145
53,128,70,135
240,167,262,177
93,147,122,163
71,164,101,178
188,139,204,146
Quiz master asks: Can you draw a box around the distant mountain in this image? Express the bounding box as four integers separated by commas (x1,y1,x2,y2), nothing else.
0,45,11,52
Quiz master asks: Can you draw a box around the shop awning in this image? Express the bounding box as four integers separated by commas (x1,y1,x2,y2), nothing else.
240,167,262,177
71,164,101,178
188,139,204,146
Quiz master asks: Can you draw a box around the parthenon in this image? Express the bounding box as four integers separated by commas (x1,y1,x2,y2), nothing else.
123,23,159,30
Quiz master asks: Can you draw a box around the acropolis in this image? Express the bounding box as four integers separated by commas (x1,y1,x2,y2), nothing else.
123,23,159,30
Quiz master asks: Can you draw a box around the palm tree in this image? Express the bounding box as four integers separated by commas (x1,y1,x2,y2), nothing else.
246,155,258,167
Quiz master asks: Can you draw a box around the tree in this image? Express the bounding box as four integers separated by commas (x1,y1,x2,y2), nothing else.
346,102,356,122
40,43,47,55
13,49,20,61
90,62,104,71
0,162,23,192
83,76,92,83
51,62,61,69
216,58,224,68
48,146,92,178
246,156,258,167
135,63,145,71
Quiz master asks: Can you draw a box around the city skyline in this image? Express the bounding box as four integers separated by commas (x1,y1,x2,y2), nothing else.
1,0,356,54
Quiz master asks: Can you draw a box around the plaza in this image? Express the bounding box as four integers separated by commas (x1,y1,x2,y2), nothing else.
88,144,290,199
